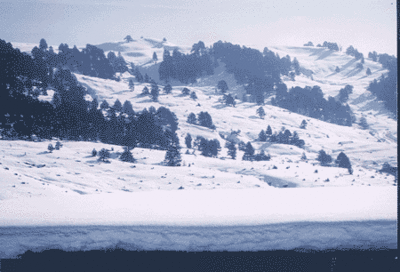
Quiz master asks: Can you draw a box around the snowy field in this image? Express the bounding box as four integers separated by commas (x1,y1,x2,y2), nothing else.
1,39,397,258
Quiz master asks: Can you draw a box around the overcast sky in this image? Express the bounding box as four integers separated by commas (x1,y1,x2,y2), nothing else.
0,0,396,56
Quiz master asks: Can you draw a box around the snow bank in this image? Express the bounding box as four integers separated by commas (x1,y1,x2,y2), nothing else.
0,187,396,258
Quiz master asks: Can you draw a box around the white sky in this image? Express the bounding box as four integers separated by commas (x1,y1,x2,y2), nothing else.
0,0,396,56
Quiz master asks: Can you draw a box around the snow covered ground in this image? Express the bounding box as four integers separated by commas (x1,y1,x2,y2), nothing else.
2,39,396,258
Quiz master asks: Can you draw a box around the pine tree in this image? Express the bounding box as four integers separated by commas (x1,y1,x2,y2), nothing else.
187,113,197,124
48,144,54,153
226,141,237,159
300,120,307,129
335,66,340,73
124,35,134,43
266,125,272,135
39,38,48,51
98,148,110,162
182,87,190,95
165,141,182,166
242,142,255,161
258,130,267,142
185,133,192,148
92,148,97,157
366,68,372,76
190,91,198,100
223,93,235,107
113,99,122,111
120,146,135,162
335,152,351,170
317,150,332,165
122,100,135,116
100,100,110,110
153,52,158,62
359,116,369,129
164,84,172,94
151,84,159,101
129,79,134,90
55,141,62,150
217,80,229,93
142,86,149,95
292,57,300,75
256,106,266,119
301,152,307,160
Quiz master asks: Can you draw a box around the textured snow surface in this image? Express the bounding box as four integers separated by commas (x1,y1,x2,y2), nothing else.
0,187,396,258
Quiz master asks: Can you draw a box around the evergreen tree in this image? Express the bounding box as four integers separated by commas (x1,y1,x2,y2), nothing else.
335,66,340,73
217,80,229,93
190,91,198,100
151,83,160,101
266,125,272,135
242,142,255,161
98,148,110,162
182,87,190,95
153,52,158,62
55,141,62,150
290,131,300,146
256,106,266,119
185,133,192,148
39,38,48,51
187,113,197,124
142,86,149,95
359,116,369,129
197,111,215,129
223,93,236,107
122,100,135,116
254,150,270,161
226,141,237,159
48,144,54,153
165,139,182,166
164,84,172,94
120,146,135,162
100,100,110,110
112,99,122,111
292,57,300,75
335,152,351,170
317,149,332,165
300,120,307,129
129,79,134,90
209,139,221,157
92,148,97,157
124,35,134,43
301,152,307,160
144,74,150,83
258,130,267,141
366,68,372,76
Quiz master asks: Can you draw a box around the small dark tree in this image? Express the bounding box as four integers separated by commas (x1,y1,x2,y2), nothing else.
289,71,295,81
356,62,363,69
99,148,110,162
124,35,134,43
223,93,236,107
164,84,172,94
120,147,136,162
113,99,122,111
142,86,149,95
301,152,307,160
226,141,237,159
242,142,255,161
366,68,372,76
335,66,340,73
48,144,54,153
165,144,182,166
254,150,270,161
335,152,351,171
39,38,48,51
292,57,300,75
92,148,97,157
317,150,332,165
258,130,267,142
151,84,159,101
217,80,229,93
190,91,198,100
187,113,197,124
300,120,307,129
266,125,272,135
129,79,134,91
153,52,158,62
55,141,62,150
359,116,369,130
182,87,190,95
185,134,192,148
100,100,110,110
256,107,266,119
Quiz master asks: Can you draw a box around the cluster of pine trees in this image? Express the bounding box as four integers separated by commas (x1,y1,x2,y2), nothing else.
258,126,305,148
345,45,364,62
316,41,339,51
366,53,397,114
187,135,221,157
159,41,214,84
186,111,216,129
317,150,353,174
272,84,354,126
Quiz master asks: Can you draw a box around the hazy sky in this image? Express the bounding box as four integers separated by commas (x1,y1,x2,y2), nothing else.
0,0,396,56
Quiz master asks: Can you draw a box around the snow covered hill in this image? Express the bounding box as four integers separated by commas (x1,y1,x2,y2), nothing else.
2,39,396,258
